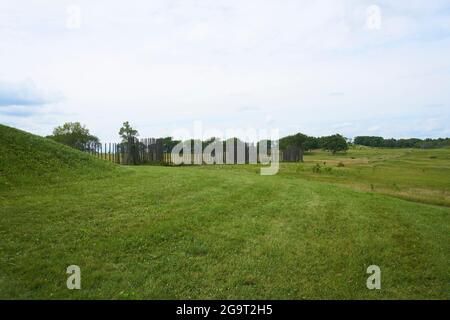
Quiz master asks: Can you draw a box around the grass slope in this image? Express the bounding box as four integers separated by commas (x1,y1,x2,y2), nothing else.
0,124,119,190
0,125,449,299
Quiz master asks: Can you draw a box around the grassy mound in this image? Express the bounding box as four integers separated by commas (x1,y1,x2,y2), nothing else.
0,124,119,189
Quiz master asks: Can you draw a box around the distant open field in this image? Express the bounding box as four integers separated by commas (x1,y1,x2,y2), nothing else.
0,125,449,299
201,146,450,207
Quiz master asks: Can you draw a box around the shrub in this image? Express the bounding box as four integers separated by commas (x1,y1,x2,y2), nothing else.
312,163,321,173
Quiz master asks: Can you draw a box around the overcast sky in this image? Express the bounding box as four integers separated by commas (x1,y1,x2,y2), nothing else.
1,0,449,142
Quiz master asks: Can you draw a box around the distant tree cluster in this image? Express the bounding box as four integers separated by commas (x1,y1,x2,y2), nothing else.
354,136,450,149
319,134,349,154
280,133,348,155
47,122,99,151
47,122,350,158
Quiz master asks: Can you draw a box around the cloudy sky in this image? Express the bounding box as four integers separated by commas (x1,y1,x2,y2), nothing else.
1,0,449,142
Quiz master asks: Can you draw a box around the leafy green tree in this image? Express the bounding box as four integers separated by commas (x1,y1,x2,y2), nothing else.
118,121,140,164
354,136,384,147
279,133,308,161
279,133,307,150
321,134,348,154
119,121,139,143
47,122,99,150
304,136,319,151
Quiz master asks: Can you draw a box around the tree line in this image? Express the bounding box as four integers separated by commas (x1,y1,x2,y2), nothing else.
353,136,450,149
279,133,348,154
46,122,349,157
46,122,449,160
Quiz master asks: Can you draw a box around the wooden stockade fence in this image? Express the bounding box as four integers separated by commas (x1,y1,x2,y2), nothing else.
84,139,302,165
282,145,303,162
83,138,164,165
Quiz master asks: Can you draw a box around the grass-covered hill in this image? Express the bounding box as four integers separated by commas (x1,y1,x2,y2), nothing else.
0,124,119,189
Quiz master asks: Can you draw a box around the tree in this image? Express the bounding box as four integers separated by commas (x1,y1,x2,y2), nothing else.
304,136,319,151
321,134,348,154
279,133,308,161
119,121,139,143
279,133,307,150
47,122,99,150
118,121,140,164
354,136,384,147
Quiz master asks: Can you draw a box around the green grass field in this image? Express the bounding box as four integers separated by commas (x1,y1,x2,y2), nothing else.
0,125,449,299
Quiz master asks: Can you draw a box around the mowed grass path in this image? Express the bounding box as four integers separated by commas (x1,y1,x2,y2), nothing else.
1,164,449,299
